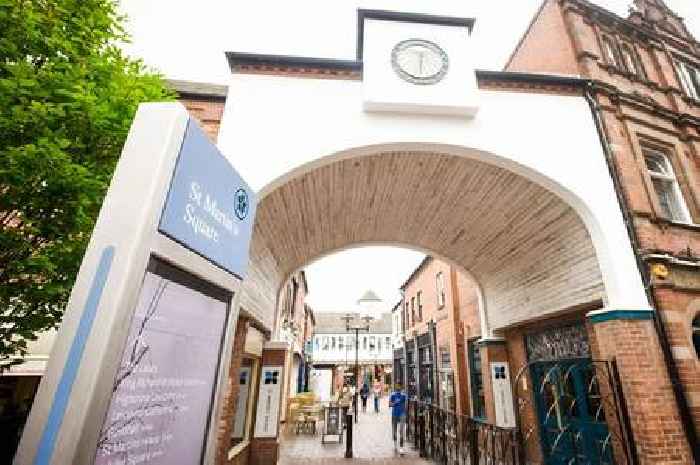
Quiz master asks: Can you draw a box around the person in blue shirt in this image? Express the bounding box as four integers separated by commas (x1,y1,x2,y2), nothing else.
389,383,407,454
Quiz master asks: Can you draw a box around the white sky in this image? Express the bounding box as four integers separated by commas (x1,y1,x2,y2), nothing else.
118,0,699,312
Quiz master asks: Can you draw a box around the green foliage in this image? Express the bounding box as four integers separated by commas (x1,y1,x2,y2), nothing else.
0,0,175,366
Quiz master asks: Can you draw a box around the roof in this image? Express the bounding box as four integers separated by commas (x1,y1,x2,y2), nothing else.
358,289,382,302
400,256,433,290
167,79,228,100
313,311,393,334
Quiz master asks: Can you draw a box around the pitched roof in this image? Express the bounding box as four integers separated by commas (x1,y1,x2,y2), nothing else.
358,289,382,302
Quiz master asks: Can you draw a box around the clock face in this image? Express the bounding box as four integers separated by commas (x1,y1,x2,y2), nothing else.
391,39,449,85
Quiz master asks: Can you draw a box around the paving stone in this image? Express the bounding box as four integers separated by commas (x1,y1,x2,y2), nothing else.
279,399,429,465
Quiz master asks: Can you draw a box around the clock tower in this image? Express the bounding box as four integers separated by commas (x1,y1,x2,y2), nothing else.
359,10,479,117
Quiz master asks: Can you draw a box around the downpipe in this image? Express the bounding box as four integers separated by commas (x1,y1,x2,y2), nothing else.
584,82,699,462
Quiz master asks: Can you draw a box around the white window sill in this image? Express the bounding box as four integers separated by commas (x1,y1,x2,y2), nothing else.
228,439,250,460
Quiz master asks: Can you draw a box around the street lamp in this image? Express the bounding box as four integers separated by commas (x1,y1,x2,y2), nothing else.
341,313,373,423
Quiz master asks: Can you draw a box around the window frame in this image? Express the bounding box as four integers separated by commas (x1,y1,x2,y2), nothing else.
674,58,700,100
436,272,446,309
619,42,645,79
467,339,486,420
601,35,621,68
692,314,700,359
642,145,692,224
417,291,423,321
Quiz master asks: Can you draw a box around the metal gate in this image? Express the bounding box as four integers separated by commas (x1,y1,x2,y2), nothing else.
513,358,637,465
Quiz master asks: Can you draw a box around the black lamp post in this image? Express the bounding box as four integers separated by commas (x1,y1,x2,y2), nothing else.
341,313,373,424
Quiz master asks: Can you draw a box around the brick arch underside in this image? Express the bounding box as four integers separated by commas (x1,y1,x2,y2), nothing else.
241,151,605,331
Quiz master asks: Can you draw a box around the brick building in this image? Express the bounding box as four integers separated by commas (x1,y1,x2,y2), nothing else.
505,0,700,461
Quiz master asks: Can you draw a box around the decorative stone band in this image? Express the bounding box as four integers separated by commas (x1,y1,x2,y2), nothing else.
586,308,655,324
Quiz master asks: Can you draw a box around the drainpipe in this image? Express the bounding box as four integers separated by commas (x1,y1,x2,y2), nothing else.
584,82,699,461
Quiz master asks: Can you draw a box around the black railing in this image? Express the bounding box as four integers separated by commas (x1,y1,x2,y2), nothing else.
406,400,520,465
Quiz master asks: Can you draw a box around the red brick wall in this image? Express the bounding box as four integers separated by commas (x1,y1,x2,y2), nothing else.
506,0,700,447
588,317,693,464
505,0,579,75
177,97,225,142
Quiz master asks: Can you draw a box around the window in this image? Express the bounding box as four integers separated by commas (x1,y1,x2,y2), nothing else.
363,336,367,350
643,147,691,223
339,336,344,350
386,336,391,348
602,36,621,68
405,302,410,328
411,297,416,322
675,59,700,100
468,340,486,419
331,336,336,350
315,337,320,352
436,272,446,308
377,337,382,351
693,315,700,358
322,337,329,351
620,43,645,78
417,291,423,321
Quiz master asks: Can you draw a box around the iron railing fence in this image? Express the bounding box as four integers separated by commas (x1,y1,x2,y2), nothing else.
406,400,520,465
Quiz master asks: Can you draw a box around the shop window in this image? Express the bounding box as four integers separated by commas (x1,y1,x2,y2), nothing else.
417,291,423,321
643,146,691,223
693,315,700,358
468,340,486,419
436,272,446,308
675,59,700,100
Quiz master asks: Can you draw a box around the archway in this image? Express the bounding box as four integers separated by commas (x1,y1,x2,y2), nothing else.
242,145,609,336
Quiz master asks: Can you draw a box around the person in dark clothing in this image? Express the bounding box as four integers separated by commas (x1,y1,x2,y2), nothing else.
360,383,369,412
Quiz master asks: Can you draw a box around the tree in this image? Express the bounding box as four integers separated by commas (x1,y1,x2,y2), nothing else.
0,0,175,367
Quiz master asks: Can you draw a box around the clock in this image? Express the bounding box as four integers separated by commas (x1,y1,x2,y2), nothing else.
391,39,449,85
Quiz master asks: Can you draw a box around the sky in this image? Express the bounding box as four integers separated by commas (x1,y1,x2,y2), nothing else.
118,0,699,311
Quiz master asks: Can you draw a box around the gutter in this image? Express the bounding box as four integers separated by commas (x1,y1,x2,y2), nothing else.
584,82,699,463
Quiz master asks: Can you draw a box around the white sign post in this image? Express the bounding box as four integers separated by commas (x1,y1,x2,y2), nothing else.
254,366,284,438
15,103,257,465
490,362,516,428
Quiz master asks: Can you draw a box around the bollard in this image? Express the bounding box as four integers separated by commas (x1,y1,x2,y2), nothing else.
345,412,353,458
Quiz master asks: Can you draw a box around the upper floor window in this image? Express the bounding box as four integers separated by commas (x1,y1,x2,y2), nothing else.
620,43,645,79
675,59,700,100
405,301,410,328
386,336,391,348
411,297,416,323
643,147,691,223
339,336,344,350
417,291,423,321
693,314,700,358
602,36,621,68
436,272,446,308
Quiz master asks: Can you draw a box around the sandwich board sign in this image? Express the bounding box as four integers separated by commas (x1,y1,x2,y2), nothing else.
14,103,256,465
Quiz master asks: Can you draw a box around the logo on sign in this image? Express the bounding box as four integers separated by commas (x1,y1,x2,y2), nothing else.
234,188,249,220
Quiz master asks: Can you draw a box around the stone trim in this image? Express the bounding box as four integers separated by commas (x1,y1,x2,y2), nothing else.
586,309,654,323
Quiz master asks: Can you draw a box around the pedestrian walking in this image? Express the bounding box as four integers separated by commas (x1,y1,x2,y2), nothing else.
372,379,382,413
389,383,407,455
360,382,369,412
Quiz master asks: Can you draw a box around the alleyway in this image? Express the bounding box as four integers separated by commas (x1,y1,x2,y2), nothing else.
278,398,430,465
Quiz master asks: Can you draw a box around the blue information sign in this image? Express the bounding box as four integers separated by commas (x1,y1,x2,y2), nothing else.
159,118,257,279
